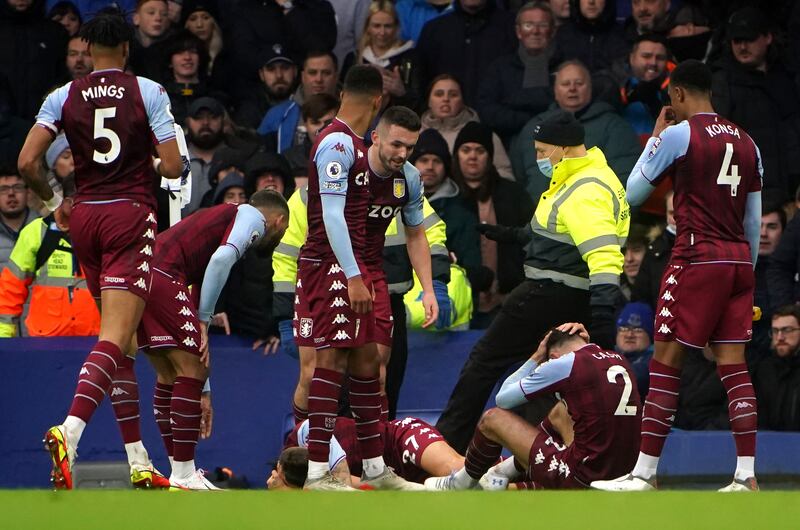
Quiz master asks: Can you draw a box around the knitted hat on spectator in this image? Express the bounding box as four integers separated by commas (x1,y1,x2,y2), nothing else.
616,302,655,340
180,0,220,25
46,134,70,170
409,128,451,174
534,111,584,146
453,121,494,159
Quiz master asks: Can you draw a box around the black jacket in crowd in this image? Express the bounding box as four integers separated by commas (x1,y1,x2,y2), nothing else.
415,0,516,107
554,0,629,74
341,45,424,112
0,0,67,120
753,352,800,431
767,213,800,310
631,229,674,310
476,48,559,143
711,55,800,196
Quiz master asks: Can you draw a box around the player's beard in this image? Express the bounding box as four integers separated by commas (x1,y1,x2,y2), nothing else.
188,127,224,150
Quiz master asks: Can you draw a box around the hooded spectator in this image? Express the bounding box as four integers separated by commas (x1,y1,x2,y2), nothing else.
416,0,517,107
48,0,81,36
511,60,641,201
341,1,422,110
554,0,628,74
181,0,234,95
615,302,654,398
711,6,800,197
665,3,712,62
198,146,249,209
212,173,246,205
409,128,483,288
421,75,514,180
244,151,295,200
477,1,561,143
0,0,68,120
452,121,533,327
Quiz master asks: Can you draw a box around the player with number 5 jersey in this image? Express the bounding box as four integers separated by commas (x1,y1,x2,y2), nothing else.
17,11,187,490
592,60,763,493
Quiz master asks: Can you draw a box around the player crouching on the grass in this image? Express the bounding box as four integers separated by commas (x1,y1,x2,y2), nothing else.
279,416,464,490
136,189,289,490
425,323,642,491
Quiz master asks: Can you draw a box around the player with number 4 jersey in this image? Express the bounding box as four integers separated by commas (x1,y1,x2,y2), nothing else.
592,60,763,493
425,324,640,491
17,12,187,490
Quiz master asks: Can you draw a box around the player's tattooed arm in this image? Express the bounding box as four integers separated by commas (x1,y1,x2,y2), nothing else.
331,460,353,487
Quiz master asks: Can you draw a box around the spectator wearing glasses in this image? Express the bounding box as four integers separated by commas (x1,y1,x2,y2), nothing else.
0,166,39,269
752,305,800,431
615,302,654,399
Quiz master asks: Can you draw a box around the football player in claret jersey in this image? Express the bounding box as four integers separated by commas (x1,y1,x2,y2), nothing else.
17,10,187,489
592,60,763,492
275,415,464,489
425,324,641,490
137,189,288,490
295,66,420,491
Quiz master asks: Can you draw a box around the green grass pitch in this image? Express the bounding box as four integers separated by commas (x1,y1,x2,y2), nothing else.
3,490,800,529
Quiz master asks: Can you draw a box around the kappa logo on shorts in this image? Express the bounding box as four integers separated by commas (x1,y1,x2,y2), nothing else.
146,213,156,223
418,427,431,435
534,448,545,465
559,461,570,478
666,274,678,285
295,294,300,304
175,291,189,302
329,280,346,291
151,335,173,342
143,228,155,240
659,307,674,318
134,278,147,290
330,297,348,308
181,321,197,332
661,290,675,302
548,456,559,472
658,323,672,334
179,306,194,317
140,245,153,257
332,313,350,325
299,318,313,338
137,262,150,273
327,263,342,275
183,337,197,348
333,330,351,340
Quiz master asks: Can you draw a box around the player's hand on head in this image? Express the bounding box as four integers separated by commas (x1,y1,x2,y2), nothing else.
200,391,213,439
210,312,230,335
653,106,677,138
532,330,552,363
347,276,373,314
253,335,281,355
557,322,590,342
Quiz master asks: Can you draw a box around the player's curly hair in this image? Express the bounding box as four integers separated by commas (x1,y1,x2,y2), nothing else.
79,8,133,48
544,329,586,358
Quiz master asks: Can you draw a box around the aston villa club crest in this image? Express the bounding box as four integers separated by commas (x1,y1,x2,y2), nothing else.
393,178,405,198
299,318,313,338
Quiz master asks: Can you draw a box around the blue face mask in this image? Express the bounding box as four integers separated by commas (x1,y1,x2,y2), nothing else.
537,147,559,179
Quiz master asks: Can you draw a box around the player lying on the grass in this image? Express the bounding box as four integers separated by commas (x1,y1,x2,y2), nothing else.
135,189,289,490
272,416,463,489
425,323,642,490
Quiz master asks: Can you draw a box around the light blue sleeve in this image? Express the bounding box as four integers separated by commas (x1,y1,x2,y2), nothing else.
626,122,690,206
296,419,347,471
315,132,355,197
744,191,761,268
137,77,177,144
495,352,575,409
400,162,424,227
197,205,266,322
35,83,71,135
315,132,360,278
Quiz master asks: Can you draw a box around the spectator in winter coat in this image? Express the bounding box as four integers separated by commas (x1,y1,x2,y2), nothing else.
234,44,298,131
511,60,640,201
767,208,800,311
615,302,654,399
48,0,81,36
395,0,453,44
181,0,235,99
622,0,671,43
421,75,514,180
416,0,516,107
129,0,172,82
477,1,560,144
554,0,628,74
282,93,339,189
631,190,674,309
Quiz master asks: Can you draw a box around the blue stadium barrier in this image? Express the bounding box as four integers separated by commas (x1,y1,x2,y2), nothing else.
1,332,799,488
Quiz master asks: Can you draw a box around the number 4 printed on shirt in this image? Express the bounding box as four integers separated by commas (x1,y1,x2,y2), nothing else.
717,142,741,197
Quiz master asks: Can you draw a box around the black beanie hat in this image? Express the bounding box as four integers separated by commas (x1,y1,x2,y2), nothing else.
534,111,585,146
409,128,452,174
453,121,494,159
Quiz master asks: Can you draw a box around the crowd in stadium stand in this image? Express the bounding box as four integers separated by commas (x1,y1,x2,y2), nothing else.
0,0,799,432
